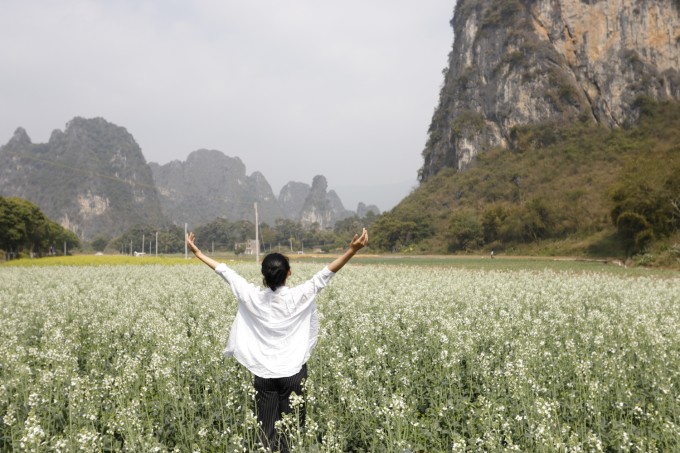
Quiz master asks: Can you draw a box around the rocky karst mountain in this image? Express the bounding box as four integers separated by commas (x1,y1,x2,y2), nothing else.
297,175,354,229
420,0,680,181
357,202,380,218
0,118,164,241
278,178,380,226
150,156,378,228
0,118,379,241
278,181,311,221
149,150,284,226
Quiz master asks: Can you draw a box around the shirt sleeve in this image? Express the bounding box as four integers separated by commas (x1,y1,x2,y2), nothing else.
214,262,259,303
309,266,335,292
288,266,335,312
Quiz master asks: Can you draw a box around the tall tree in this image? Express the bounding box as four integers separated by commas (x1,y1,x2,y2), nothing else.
0,196,79,258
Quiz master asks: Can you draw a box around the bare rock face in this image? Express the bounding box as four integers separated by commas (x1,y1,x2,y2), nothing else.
278,181,311,220
1,118,382,236
0,118,164,240
420,0,680,181
149,149,283,226
151,154,360,229
298,175,353,229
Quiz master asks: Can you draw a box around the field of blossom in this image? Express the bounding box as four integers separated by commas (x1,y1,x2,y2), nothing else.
1,262,679,452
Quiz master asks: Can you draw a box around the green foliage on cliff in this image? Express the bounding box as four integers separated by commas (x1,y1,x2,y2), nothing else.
380,100,680,265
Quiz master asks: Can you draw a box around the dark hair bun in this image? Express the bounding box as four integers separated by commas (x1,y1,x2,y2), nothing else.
261,253,290,290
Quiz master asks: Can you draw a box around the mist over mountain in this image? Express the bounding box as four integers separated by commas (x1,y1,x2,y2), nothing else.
0,118,380,241
149,152,378,228
149,150,284,226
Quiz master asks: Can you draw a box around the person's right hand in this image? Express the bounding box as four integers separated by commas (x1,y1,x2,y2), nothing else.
186,232,199,254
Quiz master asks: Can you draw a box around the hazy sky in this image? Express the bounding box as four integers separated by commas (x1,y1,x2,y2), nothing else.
0,1,455,212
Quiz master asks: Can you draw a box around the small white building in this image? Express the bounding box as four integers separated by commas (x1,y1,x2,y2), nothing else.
236,239,260,255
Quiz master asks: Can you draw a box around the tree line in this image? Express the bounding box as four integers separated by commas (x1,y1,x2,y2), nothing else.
0,195,378,260
6,96,678,265
371,99,680,265
0,196,80,259
97,212,379,256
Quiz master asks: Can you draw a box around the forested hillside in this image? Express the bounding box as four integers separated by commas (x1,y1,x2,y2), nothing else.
374,0,680,266
374,99,680,266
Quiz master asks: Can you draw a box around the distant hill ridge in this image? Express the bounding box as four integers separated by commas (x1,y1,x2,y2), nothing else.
0,117,379,240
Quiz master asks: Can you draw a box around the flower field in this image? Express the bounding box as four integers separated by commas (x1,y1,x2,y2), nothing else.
1,262,679,451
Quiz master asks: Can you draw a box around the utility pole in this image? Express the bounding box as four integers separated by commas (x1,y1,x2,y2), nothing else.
184,223,188,259
142,234,145,255
155,231,158,257
254,202,260,263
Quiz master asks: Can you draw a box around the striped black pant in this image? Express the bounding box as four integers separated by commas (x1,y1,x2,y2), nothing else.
253,364,307,452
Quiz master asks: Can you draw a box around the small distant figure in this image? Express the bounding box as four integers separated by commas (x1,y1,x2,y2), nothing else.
490,250,495,259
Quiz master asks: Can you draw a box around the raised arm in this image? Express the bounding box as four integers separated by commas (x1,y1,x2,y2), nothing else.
327,228,368,273
186,232,220,270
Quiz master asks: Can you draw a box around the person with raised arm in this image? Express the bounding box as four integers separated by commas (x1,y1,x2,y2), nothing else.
186,228,368,452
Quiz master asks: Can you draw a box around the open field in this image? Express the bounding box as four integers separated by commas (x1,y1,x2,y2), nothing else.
1,260,679,451
4,252,676,277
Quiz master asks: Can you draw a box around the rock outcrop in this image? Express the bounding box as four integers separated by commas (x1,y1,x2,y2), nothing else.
149,149,283,226
420,0,680,181
0,118,164,240
1,118,380,239
278,181,311,220
298,175,354,229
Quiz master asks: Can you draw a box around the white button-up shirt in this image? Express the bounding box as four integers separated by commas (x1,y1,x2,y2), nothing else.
215,262,335,378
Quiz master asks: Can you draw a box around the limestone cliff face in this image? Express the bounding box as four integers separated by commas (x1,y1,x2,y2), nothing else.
278,181,311,220
149,149,283,226
420,0,680,181
0,118,164,240
298,175,353,229
1,117,385,237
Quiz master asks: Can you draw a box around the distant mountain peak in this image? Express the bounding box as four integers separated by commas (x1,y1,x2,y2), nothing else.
1,118,380,239
299,174,353,228
8,127,31,147
0,117,163,240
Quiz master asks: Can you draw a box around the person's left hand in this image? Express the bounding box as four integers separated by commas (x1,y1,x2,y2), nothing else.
349,228,368,252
